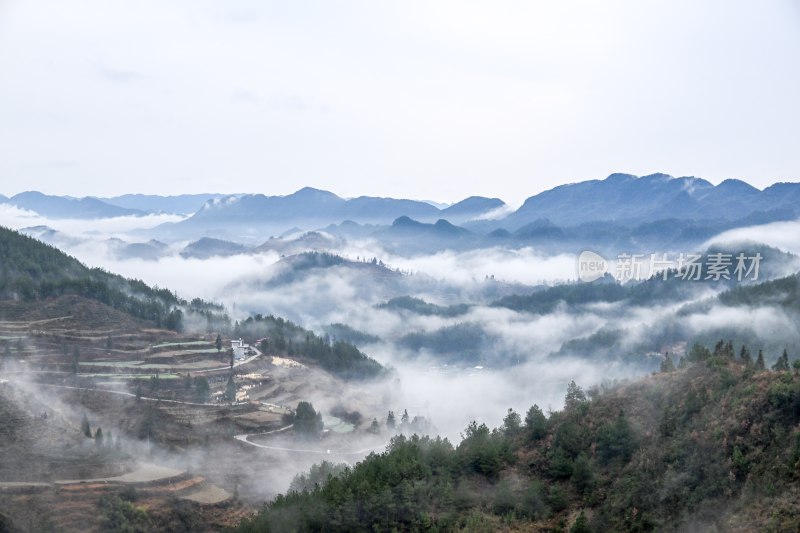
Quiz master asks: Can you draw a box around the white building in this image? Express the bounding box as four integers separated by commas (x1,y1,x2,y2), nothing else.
231,338,249,360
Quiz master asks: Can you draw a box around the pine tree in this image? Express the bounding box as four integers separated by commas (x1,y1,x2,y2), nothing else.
660,353,675,372
713,339,725,357
225,375,237,402
503,408,522,436
755,350,766,371
294,401,324,439
525,404,547,440
565,380,587,409
688,343,711,362
401,409,410,424
386,411,396,430
81,413,91,438
570,511,591,533
739,345,752,366
772,349,790,371
571,454,594,495
597,411,636,464
95,428,103,447
215,334,222,353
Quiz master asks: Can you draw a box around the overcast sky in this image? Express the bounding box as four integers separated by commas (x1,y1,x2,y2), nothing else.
1,1,799,204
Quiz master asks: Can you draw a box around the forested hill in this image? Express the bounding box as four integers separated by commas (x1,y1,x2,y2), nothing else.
0,226,225,331
235,315,385,380
0,226,384,380
235,342,800,532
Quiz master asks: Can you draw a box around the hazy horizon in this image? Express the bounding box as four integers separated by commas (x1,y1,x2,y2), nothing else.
2,171,799,208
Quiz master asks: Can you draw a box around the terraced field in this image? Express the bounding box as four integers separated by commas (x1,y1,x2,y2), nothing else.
0,295,386,529
0,464,245,532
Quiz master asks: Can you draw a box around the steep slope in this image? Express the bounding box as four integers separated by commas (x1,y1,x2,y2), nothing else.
0,226,223,330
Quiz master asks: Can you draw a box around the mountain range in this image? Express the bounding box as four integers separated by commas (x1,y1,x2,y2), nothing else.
98,193,228,215
146,173,800,239
3,191,145,219
0,191,232,219
490,173,800,230
146,188,504,242
4,174,799,244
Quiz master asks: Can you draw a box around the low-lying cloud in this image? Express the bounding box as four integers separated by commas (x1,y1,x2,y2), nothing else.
6,213,800,452
705,218,800,256
0,203,185,238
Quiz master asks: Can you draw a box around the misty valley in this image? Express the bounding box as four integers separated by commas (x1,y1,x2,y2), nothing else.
1,174,800,531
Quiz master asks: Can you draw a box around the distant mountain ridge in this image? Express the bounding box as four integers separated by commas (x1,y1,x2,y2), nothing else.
149,187,506,241
5,191,145,219
496,173,800,229
99,193,228,215
5,174,799,242
155,174,800,242
186,187,460,224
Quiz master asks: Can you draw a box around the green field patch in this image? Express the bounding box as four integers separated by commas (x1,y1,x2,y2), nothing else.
323,415,355,434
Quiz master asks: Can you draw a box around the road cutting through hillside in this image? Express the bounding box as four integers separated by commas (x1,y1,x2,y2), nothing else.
234,426,388,456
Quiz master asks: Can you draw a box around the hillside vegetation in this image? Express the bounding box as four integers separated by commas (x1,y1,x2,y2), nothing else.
0,227,385,381
235,343,800,532
235,314,385,380
0,226,226,331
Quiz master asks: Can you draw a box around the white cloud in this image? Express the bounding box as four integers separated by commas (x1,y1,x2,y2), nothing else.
0,203,184,237
705,219,800,256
